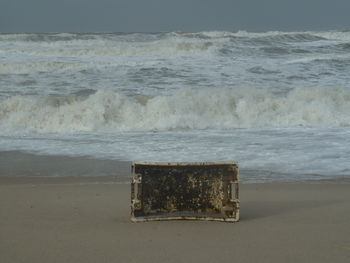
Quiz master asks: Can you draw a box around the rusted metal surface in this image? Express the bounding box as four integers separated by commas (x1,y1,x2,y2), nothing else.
131,162,239,222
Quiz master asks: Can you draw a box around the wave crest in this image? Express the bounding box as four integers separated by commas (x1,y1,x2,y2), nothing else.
1,87,350,133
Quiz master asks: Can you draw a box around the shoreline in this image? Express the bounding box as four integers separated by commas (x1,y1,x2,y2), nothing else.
1,174,350,186
1,150,349,184
0,150,131,178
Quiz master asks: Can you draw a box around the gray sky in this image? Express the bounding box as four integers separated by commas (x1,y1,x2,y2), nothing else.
1,0,350,32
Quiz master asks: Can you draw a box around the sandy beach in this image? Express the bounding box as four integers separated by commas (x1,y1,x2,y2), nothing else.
0,153,349,263
2,3,350,262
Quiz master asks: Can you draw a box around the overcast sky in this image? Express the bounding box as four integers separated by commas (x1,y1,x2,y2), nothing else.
1,0,350,33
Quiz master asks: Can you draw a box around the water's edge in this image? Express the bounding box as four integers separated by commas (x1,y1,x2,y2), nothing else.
2,150,349,184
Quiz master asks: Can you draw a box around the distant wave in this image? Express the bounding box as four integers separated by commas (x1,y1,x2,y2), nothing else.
0,60,161,74
197,30,350,41
0,34,221,74
2,30,350,76
286,54,350,64
2,30,350,42
1,86,350,133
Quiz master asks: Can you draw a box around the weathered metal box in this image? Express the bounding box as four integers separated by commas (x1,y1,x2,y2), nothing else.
131,162,239,222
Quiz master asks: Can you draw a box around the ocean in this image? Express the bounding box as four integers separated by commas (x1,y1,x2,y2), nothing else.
1,31,350,182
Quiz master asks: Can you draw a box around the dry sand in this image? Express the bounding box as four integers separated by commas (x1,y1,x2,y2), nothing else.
0,152,350,263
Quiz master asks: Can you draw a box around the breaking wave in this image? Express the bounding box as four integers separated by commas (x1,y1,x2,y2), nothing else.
1,87,350,133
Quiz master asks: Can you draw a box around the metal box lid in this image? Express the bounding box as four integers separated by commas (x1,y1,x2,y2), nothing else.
131,162,239,222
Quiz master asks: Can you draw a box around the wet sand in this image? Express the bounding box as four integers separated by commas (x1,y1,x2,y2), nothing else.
0,152,350,263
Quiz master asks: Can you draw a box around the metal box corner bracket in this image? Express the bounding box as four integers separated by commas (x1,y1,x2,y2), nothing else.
131,162,239,222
